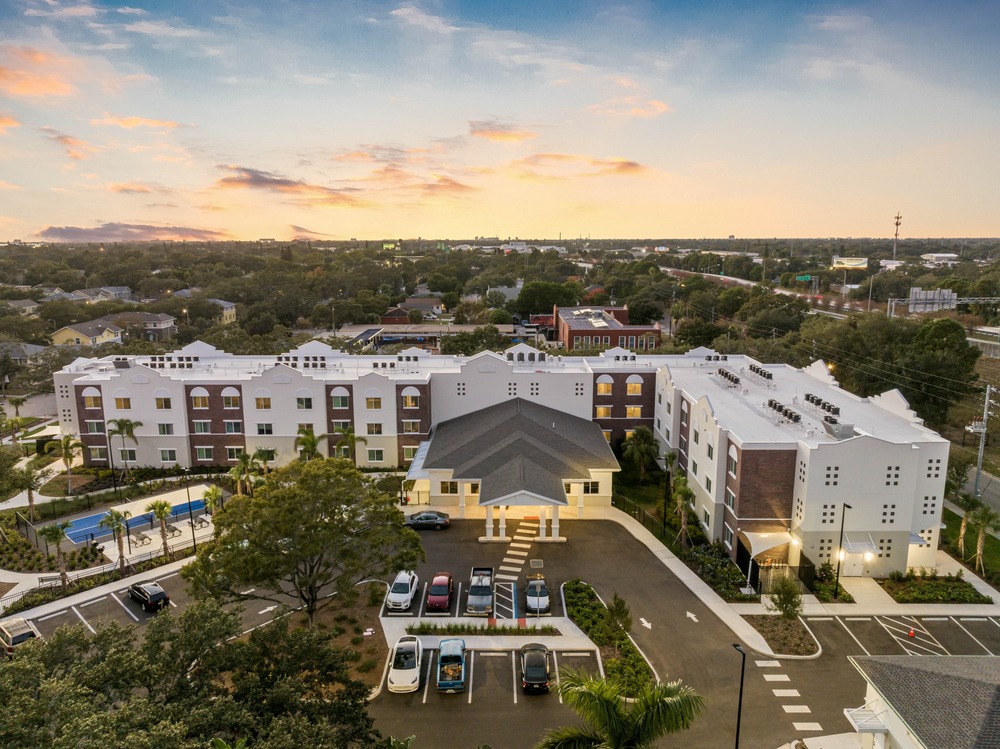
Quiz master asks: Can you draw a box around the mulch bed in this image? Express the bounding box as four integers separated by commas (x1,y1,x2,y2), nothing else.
744,614,818,656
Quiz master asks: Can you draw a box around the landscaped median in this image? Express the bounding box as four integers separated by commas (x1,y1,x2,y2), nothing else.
877,567,993,604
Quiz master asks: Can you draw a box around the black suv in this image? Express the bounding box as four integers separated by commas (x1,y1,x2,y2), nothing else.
128,581,171,612
519,643,552,693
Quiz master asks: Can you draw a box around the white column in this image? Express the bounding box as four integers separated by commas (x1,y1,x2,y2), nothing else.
485,506,494,539
458,481,466,519
499,505,507,539
538,506,548,539
577,485,585,517
552,506,560,539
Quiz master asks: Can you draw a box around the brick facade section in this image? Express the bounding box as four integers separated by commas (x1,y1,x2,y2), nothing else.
732,445,796,521
325,383,355,456
396,383,431,465
593,372,656,443
184,384,246,466
75,384,107,466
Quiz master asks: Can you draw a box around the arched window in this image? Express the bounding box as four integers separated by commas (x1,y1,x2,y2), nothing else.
330,386,350,409
254,388,272,410
221,386,241,409
401,386,420,409
112,388,132,411
365,389,382,410
190,386,210,410
153,388,172,410
295,388,313,410
82,386,102,409
626,374,643,396
596,374,613,396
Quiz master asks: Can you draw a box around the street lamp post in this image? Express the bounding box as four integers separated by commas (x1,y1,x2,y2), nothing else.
834,503,853,601
184,468,197,552
732,643,746,749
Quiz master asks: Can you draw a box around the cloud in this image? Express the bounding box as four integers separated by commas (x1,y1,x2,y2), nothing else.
291,73,331,86
0,180,21,190
123,20,207,38
331,144,432,166
91,114,179,129
116,6,147,15
108,181,153,193
469,119,537,143
0,46,76,97
389,6,460,34
37,222,229,242
510,152,648,180
422,176,474,195
289,224,332,238
24,2,98,19
80,42,130,51
815,14,872,33
215,165,361,206
587,96,671,119
40,126,98,160
0,114,20,134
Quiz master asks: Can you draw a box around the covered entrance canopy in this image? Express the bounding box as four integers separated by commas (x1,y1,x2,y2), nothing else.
742,530,794,559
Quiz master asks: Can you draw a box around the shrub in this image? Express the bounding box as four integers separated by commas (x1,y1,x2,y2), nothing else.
766,576,803,620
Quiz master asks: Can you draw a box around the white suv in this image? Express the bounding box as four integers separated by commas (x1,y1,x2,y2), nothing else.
386,571,419,611
1,617,42,656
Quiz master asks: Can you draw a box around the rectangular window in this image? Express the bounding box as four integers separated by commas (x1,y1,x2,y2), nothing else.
725,488,736,510
331,395,349,409
469,482,480,495
160,449,177,463
583,481,600,494
728,455,738,475
336,445,350,458
296,397,313,410
402,394,420,409
367,448,384,462
691,460,699,476
255,397,271,410
596,382,612,395
624,430,635,440
84,395,102,409
227,447,244,461
596,406,612,418
86,421,105,434
627,382,642,395
157,423,174,436
193,421,211,434
402,420,421,434
89,446,107,461
224,421,242,434
365,397,382,410
191,396,209,409
196,447,213,461
602,430,612,442
332,420,350,432
297,423,313,434
114,397,131,410
367,423,383,436
702,509,710,527
403,445,418,461
693,430,700,444
440,481,458,494
707,443,714,460
155,397,172,410
723,524,733,549
257,423,273,435
626,406,642,418
223,395,240,409
705,476,712,493
119,448,136,463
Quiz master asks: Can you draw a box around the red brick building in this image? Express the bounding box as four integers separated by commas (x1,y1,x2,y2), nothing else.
554,305,660,351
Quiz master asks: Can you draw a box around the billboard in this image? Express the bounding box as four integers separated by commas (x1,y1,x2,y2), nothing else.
831,256,868,270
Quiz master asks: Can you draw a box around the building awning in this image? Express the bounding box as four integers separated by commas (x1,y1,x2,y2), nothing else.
743,531,794,558
907,532,927,546
843,534,880,555
404,441,432,481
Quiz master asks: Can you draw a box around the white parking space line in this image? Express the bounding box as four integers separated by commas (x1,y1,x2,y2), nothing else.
111,592,139,621
510,542,531,549
807,617,832,621
845,617,872,621
501,558,523,565
922,617,948,622
764,674,790,682
156,572,179,582
422,651,436,704
960,617,989,622
553,651,563,703
499,565,522,572
495,574,518,581
38,610,69,622
79,596,108,608
562,652,592,657
755,660,780,667
783,705,811,713
878,616,947,656
950,616,994,655
71,606,96,634
793,722,823,731
837,617,871,656
467,652,475,704
418,582,427,617
506,549,529,557
511,651,518,705
773,689,800,697
478,652,508,656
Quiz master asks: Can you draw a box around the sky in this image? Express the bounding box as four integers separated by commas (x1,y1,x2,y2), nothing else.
1,0,998,243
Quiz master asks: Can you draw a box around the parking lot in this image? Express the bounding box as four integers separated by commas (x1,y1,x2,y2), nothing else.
806,613,1000,657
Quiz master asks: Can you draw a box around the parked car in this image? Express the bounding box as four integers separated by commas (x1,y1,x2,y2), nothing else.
128,581,170,612
386,570,419,611
0,617,41,656
387,635,423,693
404,510,450,531
426,572,454,612
525,573,550,614
519,643,552,693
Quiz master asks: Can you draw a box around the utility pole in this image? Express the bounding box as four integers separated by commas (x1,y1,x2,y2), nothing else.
892,213,902,261
966,385,996,497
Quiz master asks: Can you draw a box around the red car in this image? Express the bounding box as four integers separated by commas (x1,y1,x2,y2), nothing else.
426,572,454,612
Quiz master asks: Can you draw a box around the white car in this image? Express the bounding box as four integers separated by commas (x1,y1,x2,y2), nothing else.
387,635,423,693
386,570,419,611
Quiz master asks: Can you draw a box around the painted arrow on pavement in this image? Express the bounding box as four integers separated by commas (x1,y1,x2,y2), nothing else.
686,611,699,623
639,617,652,629
258,605,277,615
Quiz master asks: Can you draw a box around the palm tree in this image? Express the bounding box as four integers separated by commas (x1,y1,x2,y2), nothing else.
969,505,1000,575
252,446,275,475
203,484,224,516
673,476,694,549
294,426,327,461
333,425,366,463
622,426,658,484
16,465,54,522
955,492,983,559
535,669,704,749
6,396,25,419
8,415,24,453
37,521,71,591
99,508,132,576
108,418,143,480
146,499,174,559
661,450,678,522
233,451,259,496
45,434,86,495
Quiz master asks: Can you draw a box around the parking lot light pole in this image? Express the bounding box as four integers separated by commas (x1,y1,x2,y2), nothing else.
124,515,131,554
834,503,853,601
733,643,746,749
184,468,197,552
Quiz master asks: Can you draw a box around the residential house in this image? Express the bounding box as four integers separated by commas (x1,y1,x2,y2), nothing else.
51,321,123,346
5,299,39,315
89,312,177,342
71,286,134,303
0,341,47,363
380,307,413,325
400,297,444,316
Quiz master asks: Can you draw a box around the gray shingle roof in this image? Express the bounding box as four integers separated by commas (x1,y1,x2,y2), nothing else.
423,398,619,504
851,656,1000,749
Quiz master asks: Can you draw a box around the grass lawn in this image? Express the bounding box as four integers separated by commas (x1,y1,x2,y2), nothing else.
613,471,666,510
940,507,1000,586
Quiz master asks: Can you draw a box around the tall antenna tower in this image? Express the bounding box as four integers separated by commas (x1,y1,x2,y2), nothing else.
892,212,902,260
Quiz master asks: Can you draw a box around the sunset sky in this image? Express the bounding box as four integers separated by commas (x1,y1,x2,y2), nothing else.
1,0,998,242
